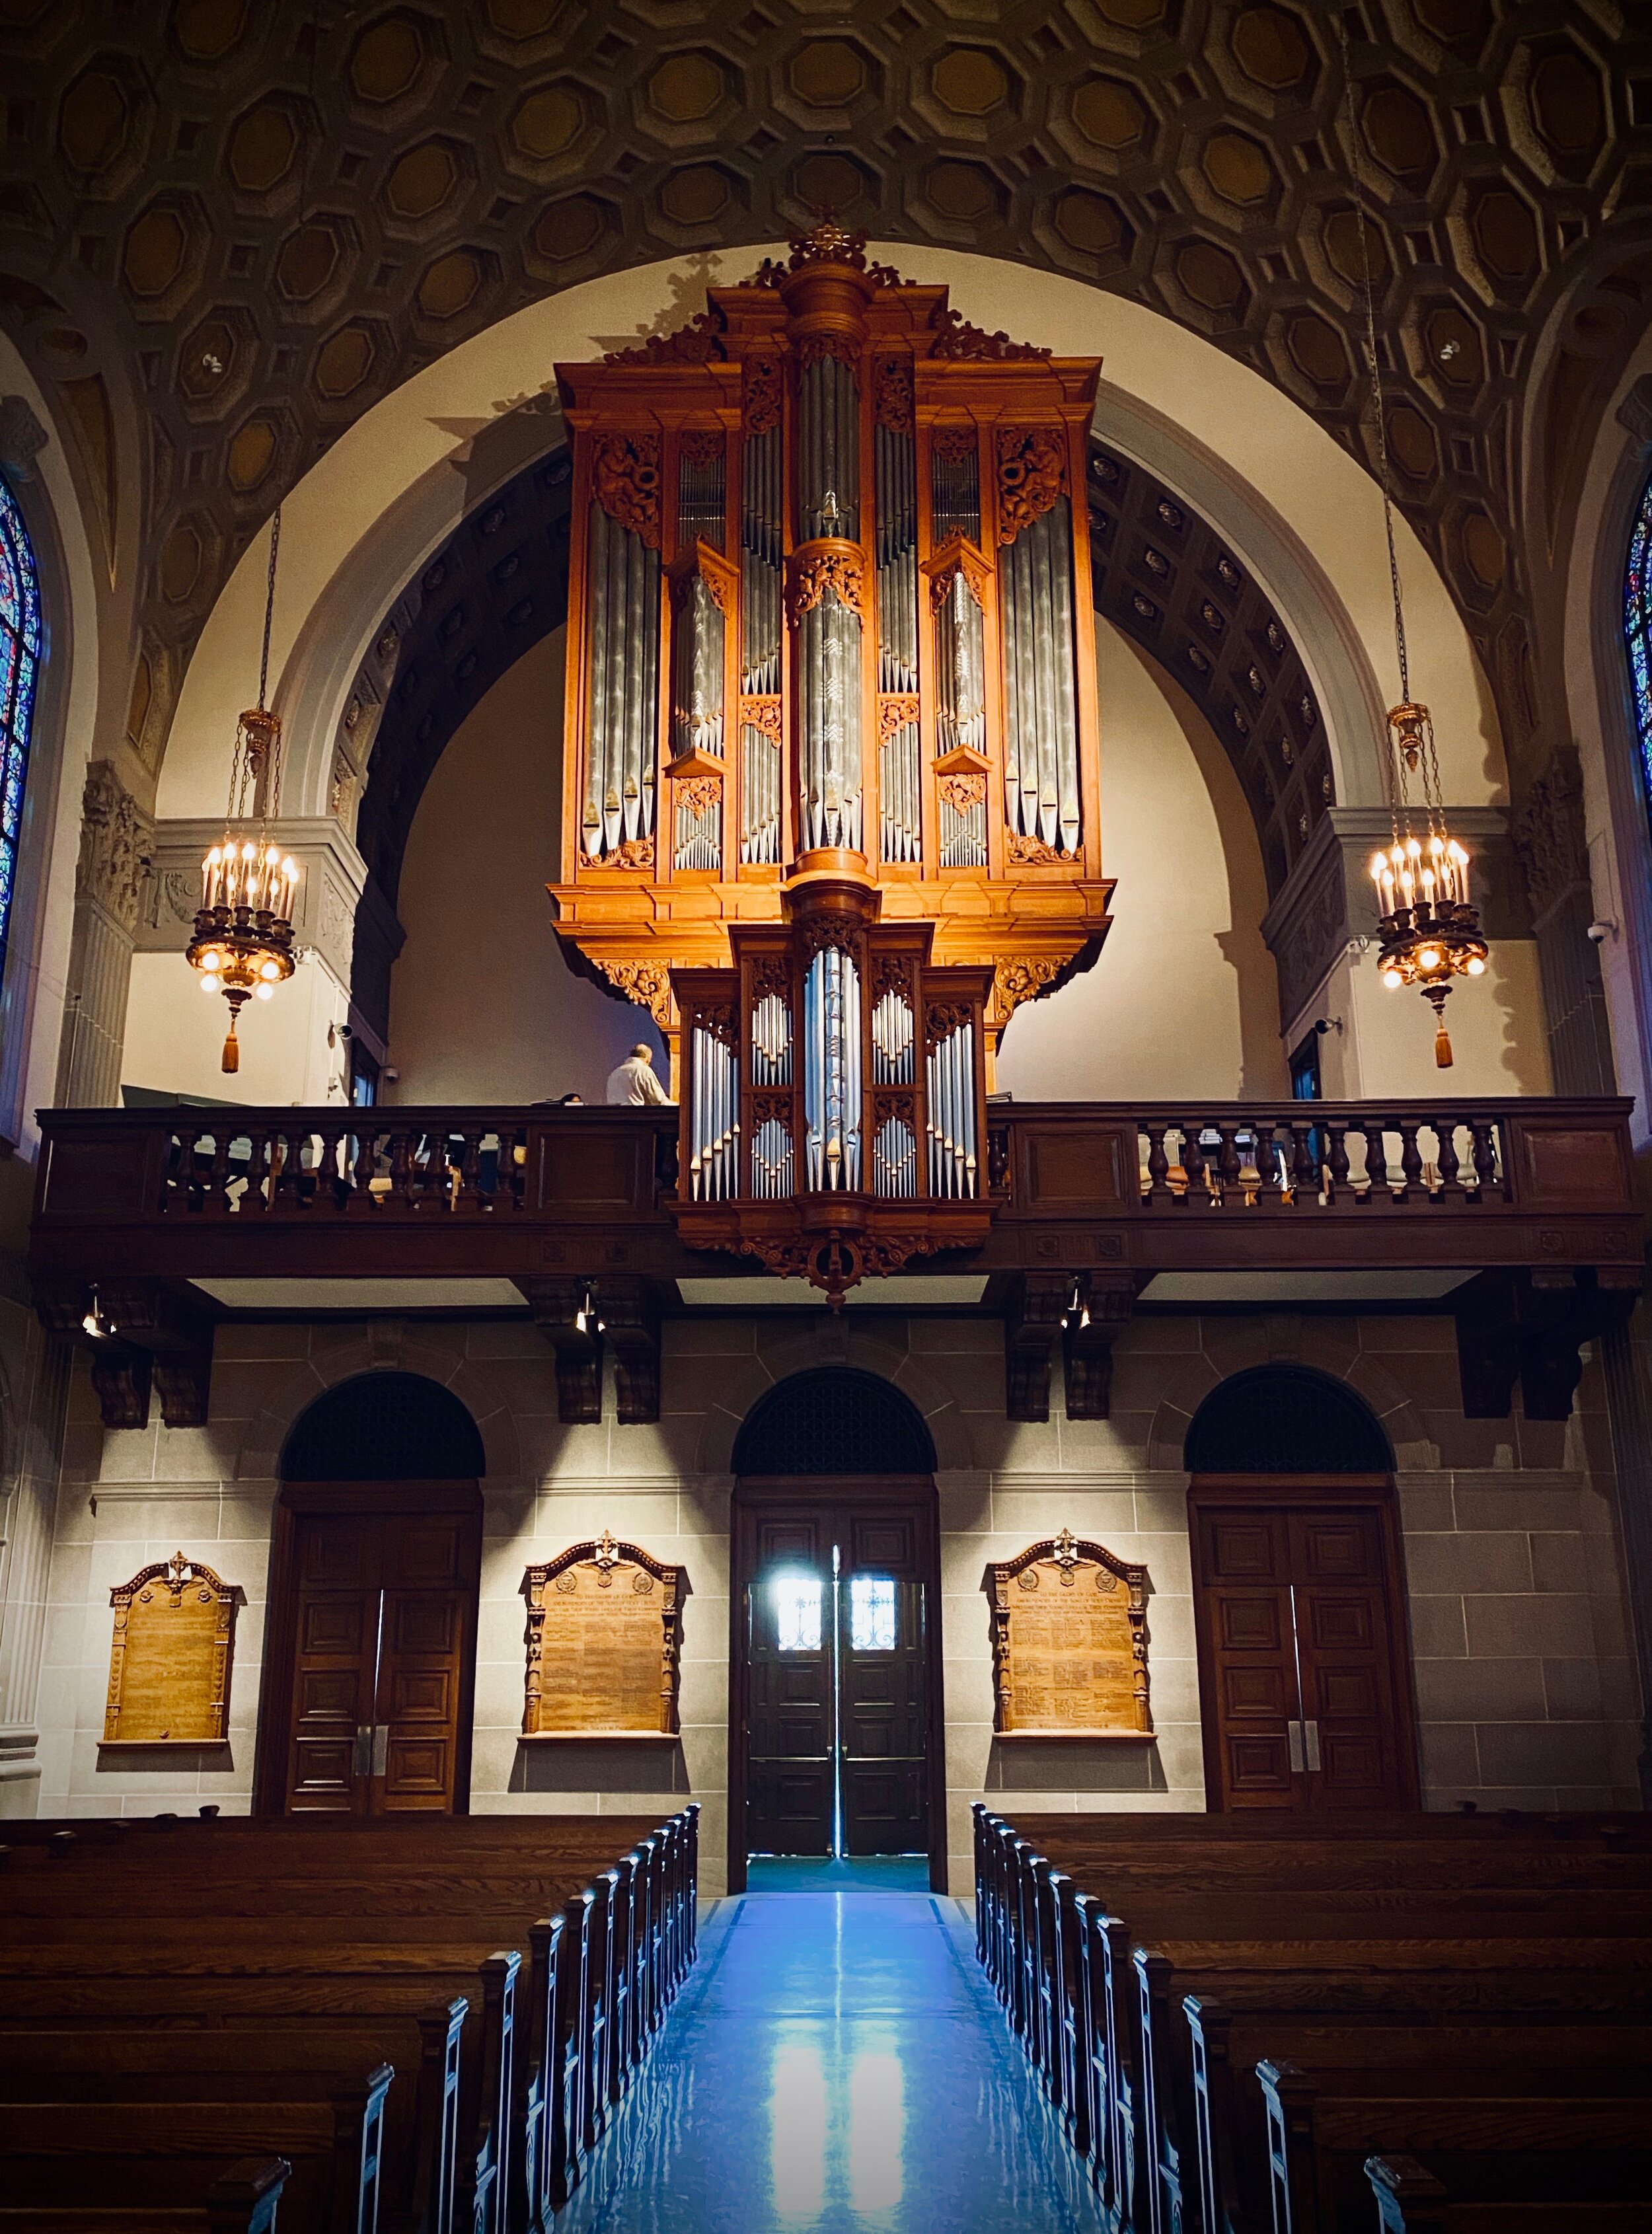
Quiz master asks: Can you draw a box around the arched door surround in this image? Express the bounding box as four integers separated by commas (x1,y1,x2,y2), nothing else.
729,1369,946,1894
1186,1365,1420,1816
256,1373,484,1818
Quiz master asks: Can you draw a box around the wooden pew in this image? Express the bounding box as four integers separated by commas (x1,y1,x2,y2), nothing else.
972,1805,1652,2234
1367,2151,1652,2232
1263,2059,1652,2234
0,1807,700,2234
0,2155,293,2234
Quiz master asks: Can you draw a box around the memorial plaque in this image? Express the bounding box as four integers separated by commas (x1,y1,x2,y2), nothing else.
521,1531,687,1736
102,1550,240,1747
983,1530,1151,1738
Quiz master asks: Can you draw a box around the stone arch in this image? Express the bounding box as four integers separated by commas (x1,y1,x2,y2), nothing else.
695,1325,976,1475
1146,1329,1430,1473
234,1325,525,1486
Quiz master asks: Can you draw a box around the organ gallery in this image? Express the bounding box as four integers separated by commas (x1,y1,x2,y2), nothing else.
1,7,1651,2223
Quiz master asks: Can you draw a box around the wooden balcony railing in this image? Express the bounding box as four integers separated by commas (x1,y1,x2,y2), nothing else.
28,1097,1643,1277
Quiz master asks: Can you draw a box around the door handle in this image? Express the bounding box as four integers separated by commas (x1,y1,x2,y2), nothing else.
371,1723,389,1777
353,1725,373,1777
1304,1719,1322,1772
1287,1719,1305,1773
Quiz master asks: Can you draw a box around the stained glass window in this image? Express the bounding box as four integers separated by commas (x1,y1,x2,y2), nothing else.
1627,469,1652,827
849,1575,897,1653
0,475,41,984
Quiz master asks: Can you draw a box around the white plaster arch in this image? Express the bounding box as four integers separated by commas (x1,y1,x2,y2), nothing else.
235,1328,525,1487
1561,323,1652,1150
157,246,1507,825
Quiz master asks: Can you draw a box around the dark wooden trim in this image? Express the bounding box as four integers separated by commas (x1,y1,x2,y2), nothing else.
254,1477,483,1820
728,1474,948,1894
1186,1473,1421,1816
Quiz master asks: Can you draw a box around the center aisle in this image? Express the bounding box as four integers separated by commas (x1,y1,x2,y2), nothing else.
565,1859,1104,2233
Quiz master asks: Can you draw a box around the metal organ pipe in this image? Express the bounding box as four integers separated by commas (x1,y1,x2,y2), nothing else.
740,424,782,866
803,947,862,1193
876,416,920,865
583,502,660,860
689,1025,738,1203
798,356,864,856
926,1022,978,1199
1001,499,1080,857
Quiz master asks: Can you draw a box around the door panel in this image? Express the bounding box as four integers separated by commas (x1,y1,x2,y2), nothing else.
1193,1488,1417,1815
275,1492,479,1818
1195,1506,1300,1812
842,1577,927,1856
285,1513,379,1816
747,1570,833,1855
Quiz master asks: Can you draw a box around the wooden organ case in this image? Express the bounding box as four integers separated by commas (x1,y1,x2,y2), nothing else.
552,225,1112,1296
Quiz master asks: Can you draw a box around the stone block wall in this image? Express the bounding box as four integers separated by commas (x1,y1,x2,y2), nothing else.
26,1304,1645,1888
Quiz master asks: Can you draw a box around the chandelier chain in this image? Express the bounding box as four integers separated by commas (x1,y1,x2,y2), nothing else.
256,503,281,714
1336,9,1411,724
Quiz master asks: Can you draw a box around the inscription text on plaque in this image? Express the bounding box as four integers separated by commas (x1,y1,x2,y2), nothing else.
983,1530,1151,1739
521,1532,687,1736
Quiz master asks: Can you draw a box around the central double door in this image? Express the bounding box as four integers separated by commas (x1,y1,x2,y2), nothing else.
737,1481,939,1867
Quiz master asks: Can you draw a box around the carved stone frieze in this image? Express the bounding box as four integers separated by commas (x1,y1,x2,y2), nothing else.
77,763,153,936
1513,749,1589,920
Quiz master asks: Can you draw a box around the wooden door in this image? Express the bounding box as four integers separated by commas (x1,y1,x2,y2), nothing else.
747,1562,833,1856
731,1479,946,1888
1190,1481,1418,1814
841,1575,928,1857
262,1484,480,1818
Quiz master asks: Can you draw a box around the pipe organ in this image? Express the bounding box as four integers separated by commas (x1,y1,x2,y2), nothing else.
550,226,1112,1294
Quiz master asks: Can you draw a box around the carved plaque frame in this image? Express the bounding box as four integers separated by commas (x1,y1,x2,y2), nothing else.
521,1531,687,1739
101,1549,241,1748
982,1529,1152,1740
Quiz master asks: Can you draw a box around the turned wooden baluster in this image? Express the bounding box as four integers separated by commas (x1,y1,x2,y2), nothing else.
1291,1119,1318,1202
1398,1118,1424,1202
1434,1119,1461,1197
180,1129,206,1213
240,1131,271,1214
1181,1124,1207,1203
1323,1118,1349,1203
1216,1121,1241,1203
1471,1117,1501,1199
1145,1125,1170,1202
317,1128,346,1210
207,1130,232,1214
347,1128,375,1206
453,1129,482,1212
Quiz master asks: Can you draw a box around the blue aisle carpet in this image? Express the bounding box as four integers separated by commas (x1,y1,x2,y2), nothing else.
564,1862,1104,2232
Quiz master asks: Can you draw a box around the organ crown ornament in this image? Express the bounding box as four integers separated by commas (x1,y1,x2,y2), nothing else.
551,235,1113,1296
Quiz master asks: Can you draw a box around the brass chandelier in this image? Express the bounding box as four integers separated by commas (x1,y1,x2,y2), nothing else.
1341,20,1487,1067
186,505,299,1072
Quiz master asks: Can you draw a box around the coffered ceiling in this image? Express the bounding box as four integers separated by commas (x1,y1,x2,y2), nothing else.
1,0,1647,787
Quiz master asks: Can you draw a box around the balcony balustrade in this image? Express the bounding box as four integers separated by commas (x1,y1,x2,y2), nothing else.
28,1097,1641,1434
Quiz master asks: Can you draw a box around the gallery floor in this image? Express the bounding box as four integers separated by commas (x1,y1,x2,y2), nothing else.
564,1857,1104,2233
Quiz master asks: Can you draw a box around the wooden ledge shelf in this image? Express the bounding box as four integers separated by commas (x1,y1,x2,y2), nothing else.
515,1730,681,1743
96,1738,233,1752
993,1729,1158,1743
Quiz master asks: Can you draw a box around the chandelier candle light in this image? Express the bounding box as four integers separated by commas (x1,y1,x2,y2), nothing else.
186,507,299,1072
1341,20,1488,1067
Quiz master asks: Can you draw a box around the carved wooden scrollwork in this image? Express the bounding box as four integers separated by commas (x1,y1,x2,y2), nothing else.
603,311,726,367
679,426,727,468
785,545,866,625
993,955,1063,1018
742,355,782,435
930,420,978,463
877,692,921,743
996,426,1068,544
593,431,663,548
1006,829,1067,866
795,330,861,376
674,774,722,818
938,772,986,813
596,957,673,1025
874,354,915,431
739,692,782,740
798,910,864,959
580,837,656,872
